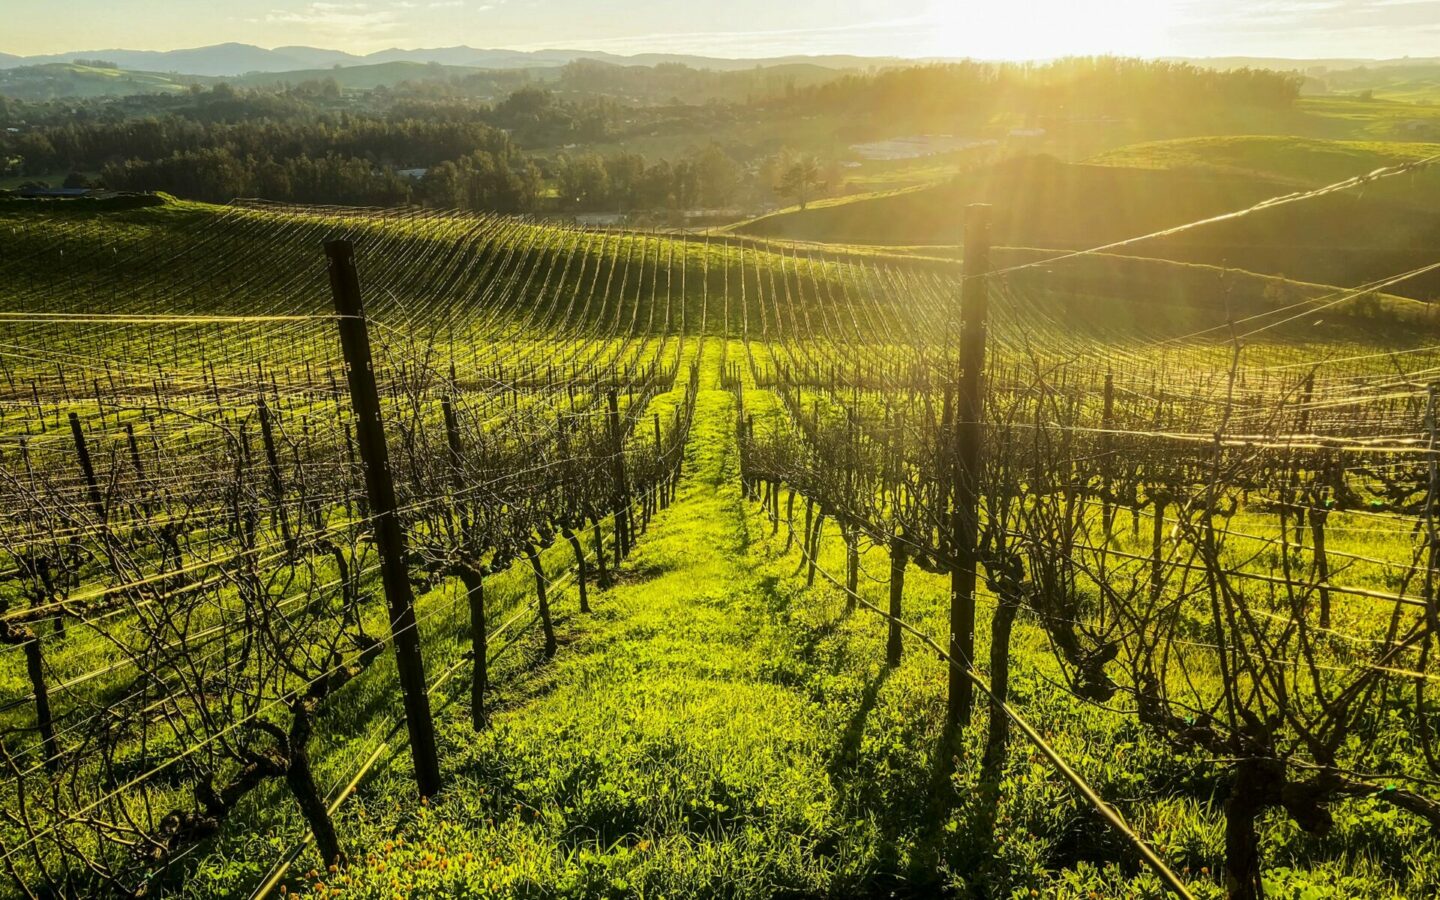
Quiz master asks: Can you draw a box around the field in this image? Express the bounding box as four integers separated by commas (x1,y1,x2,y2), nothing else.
1,195,1440,900
735,136,1440,302
1088,136,1440,189
0,63,201,99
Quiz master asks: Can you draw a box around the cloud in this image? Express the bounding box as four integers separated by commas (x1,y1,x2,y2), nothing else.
242,0,506,51
262,2,404,39
513,14,938,57
1166,0,1440,56
134,0,1440,62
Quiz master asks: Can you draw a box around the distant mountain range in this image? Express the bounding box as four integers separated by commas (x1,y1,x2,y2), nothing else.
0,42,925,77
2,43,1435,82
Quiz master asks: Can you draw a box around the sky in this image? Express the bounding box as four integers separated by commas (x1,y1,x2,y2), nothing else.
3,0,1440,60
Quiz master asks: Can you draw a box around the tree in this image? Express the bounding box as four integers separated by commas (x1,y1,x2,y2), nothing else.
636,159,676,210
777,155,823,210
605,153,646,211
691,144,740,208
556,153,611,209
420,161,463,208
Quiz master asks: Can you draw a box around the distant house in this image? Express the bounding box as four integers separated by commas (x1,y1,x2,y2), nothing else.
1009,128,1047,138
575,212,627,227
682,208,744,225
396,168,429,180
849,135,997,161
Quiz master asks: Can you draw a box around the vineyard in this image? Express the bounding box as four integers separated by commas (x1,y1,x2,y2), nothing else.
1,188,1440,899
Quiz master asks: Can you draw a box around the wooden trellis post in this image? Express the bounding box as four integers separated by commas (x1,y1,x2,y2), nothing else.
325,239,442,797
948,203,990,729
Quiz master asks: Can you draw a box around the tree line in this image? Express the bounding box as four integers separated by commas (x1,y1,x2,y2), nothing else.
94,143,758,214
787,57,1302,122
1,58,1307,213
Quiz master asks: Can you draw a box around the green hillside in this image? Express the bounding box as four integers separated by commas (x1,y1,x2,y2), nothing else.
231,61,528,91
5,183,1440,899
734,144,1440,300
3,194,1428,339
0,63,201,99
0,60,538,100
1293,94,1440,140
1307,62,1440,103
1090,135,1440,191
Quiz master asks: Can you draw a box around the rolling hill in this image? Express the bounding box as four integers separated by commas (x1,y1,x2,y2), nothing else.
0,42,925,78
1089,135,1440,189
0,43,329,76
0,62,200,99
1179,55,1440,71
0,60,523,99
733,141,1440,300
230,61,503,91
269,46,365,69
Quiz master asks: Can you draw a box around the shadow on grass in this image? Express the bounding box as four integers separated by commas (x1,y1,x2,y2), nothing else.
830,666,890,777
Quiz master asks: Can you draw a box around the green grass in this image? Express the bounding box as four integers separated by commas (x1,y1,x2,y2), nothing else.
162,342,1437,899
840,145,998,192
3,197,1440,897
1297,95,1440,138
0,63,197,99
1088,135,1440,193
731,145,1440,301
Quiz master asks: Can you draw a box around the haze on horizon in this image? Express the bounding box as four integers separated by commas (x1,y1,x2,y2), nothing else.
4,0,1440,63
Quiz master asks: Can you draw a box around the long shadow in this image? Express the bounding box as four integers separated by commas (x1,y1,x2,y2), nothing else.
818,707,974,896
747,523,985,894
975,738,1007,849
466,605,593,715
878,720,978,888
795,614,845,667
925,720,967,826
755,572,853,678
828,666,891,780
